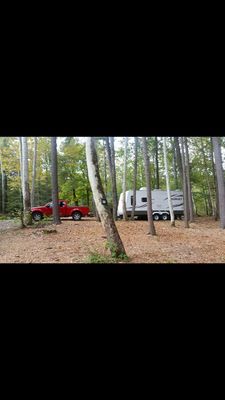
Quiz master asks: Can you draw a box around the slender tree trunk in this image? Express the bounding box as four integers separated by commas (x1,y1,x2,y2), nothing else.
31,137,37,207
184,137,194,222
180,137,189,228
200,137,214,216
110,137,118,220
122,137,128,220
155,137,160,189
163,137,175,227
141,137,156,235
210,137,220,220
86,137,127,258
21,137,32,226
174,136,183,188
131,137,138,220
212,137,225,229
170,137,178,189
51,137,61,225
103,141,107,197
0,153,5,214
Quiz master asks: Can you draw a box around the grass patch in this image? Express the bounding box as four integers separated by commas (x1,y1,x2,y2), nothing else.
87,252,116,264
87,251,130,264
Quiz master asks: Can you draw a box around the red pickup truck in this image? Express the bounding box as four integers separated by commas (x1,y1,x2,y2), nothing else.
31,200,90,221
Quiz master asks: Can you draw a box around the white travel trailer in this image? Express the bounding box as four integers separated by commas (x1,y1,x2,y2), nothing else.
117,188,184,220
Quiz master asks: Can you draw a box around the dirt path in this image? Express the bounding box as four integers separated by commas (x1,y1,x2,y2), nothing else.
0,217,225,264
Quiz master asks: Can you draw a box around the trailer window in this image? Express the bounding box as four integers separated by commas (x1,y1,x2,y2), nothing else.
141,197,147,203
131,196,133,206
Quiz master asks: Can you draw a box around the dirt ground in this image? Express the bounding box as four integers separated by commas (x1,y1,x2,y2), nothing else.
0,216,225,264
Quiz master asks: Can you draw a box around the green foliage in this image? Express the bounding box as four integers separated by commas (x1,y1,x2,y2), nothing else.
87,252,117,264
105,240,129,261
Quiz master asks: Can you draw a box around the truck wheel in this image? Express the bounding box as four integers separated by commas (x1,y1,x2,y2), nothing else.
32,212,43,221
162,213,169,221
72,211,82,221
153,214,160,221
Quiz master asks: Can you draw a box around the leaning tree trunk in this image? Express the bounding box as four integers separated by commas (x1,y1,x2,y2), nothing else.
51,136,61,225
141,137,156,235
180,137,189,228
31,137,38,208
131,136,138,220
86,137,127,258
122,137,128,220
212,137,225,229
21,137,32,226
163,137,175,227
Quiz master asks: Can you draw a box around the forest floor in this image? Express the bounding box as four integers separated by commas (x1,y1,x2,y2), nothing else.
0,216,225,264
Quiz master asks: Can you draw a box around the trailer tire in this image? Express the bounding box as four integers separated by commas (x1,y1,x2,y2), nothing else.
162,213,169,221
153,214,160,221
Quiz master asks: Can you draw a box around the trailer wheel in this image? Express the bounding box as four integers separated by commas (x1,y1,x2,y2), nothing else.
153,214,160,221
162,213,169,221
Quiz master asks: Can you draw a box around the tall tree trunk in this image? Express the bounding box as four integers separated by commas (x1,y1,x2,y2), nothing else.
155,137,160,189
86,137,126,258
163,137,175,227
141,137,156,235
170,137,178,189
210,137,220,220
31,137,37,207
174,136,183,188
21,137,32,225
51,137,61,225
212,137,225,229
184,137,194,222
131,137,138,220
103,140,107,197
122,137,128,220
0,153,5,214
110,136,118,220
200,137,214,216
180,137,189,228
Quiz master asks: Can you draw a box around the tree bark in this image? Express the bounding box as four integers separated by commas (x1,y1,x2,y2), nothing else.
31,137,37,207
110,137,118,220
184,137,194,222
131,137,138,220
174,136,183,188
21,137,32,225
212,137,225,229
210,137,220,220
180,137,189,228
122,137,128,220
170,137,178,189
163,137,175,227
51,137,61,225
86,137,126,258
141,137,156,235
155,137,160,189
0,153,5,214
